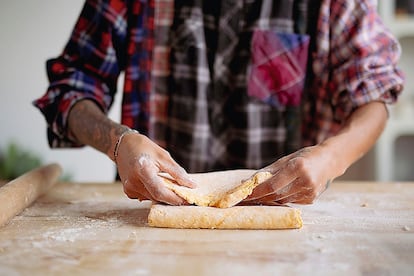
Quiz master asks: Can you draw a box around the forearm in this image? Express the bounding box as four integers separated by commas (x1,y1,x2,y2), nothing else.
247,101,388,204
320,101,388,178
67,99,128,161
67,99,194,204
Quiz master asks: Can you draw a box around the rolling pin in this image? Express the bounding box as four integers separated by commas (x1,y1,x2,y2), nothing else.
0,163,62,227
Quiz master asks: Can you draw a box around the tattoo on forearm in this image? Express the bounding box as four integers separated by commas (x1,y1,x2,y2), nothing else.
69,100,126,156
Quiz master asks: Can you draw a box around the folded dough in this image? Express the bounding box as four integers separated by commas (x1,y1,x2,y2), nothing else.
150,169,303,229
148,204,303,229
160,169,272,208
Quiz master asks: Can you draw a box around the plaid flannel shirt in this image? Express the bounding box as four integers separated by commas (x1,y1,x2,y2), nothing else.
34,0,404,172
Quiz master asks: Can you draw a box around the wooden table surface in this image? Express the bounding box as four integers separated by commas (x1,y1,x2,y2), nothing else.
0,181,413,275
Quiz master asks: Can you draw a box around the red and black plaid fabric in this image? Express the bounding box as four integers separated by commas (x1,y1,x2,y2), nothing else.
34,0,404,172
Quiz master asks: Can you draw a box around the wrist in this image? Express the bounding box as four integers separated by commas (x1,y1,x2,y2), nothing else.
110,127,140,163
318,139,349,178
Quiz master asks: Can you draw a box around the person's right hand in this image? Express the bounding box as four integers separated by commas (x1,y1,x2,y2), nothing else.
115,132,196,205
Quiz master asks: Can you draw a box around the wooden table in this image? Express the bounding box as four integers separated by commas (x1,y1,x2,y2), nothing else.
0,181,413,275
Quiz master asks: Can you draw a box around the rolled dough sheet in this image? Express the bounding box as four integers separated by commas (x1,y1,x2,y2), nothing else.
148,204,303,229
160,169,272,208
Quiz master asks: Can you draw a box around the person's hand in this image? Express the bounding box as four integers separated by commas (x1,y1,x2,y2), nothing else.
244,145,342,204
115,132,195,205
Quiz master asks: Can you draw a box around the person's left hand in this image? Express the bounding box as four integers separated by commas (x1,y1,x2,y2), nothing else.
244,145,342,204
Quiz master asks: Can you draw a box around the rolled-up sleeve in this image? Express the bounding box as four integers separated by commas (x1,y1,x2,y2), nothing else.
305,0,405,144
33,0,128,147
327,0,404,119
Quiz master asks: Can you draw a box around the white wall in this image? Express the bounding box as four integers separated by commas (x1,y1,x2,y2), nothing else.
0,1,122,182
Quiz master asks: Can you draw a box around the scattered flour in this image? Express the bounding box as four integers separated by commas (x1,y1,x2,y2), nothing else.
43,228,84,242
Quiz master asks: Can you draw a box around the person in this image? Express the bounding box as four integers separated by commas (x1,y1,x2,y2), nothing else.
34,0,404,206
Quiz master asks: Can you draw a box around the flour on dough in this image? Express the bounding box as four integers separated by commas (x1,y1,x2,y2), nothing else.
148,204,303,229
160,170,272,208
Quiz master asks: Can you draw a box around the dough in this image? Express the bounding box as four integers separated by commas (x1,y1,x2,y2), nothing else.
151,169,303,229
160,169,272,208
148,204,303,229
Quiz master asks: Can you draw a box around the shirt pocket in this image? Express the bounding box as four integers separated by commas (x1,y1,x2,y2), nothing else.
248,30,310,107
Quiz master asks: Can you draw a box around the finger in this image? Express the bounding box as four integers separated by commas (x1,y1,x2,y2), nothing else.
133,191,150,201
239,200,286,206
138,154,187,205
245,176,308,204
162,164,196,188
287,179,331,204
277,193,313,204
122,178,152,201
286,179,331,204
247,167,298,201
149,178,188,205
276,179,331,204
146,175,187,205
158,156,196,188
245,182,296,202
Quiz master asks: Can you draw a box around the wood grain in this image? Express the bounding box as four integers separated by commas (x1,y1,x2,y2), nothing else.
0,181,413,275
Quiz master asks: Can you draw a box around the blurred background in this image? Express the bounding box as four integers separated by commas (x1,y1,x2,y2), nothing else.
0,0,413,182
